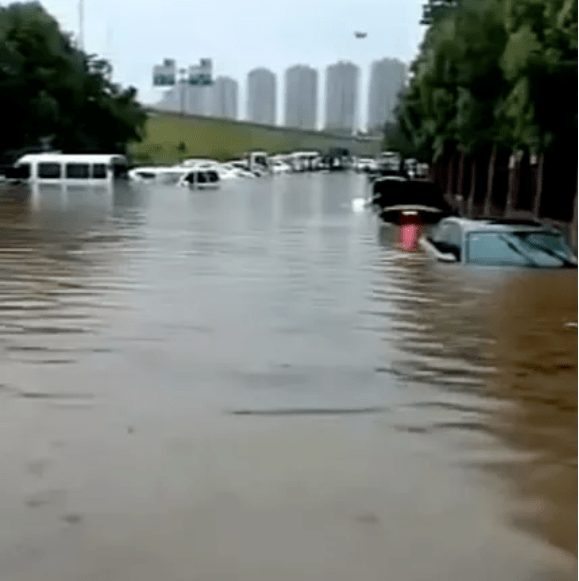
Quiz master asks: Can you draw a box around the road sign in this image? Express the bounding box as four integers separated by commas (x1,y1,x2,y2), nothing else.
153,58,176,86
188,58,213,86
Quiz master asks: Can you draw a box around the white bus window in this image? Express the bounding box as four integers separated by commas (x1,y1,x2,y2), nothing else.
38,163,61,179
92,164,107,179
66,163,90,179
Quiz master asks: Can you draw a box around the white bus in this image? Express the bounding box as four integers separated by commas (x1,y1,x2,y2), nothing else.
14,153,128,183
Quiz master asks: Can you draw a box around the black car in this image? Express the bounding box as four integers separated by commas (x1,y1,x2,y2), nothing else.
371,178,453,224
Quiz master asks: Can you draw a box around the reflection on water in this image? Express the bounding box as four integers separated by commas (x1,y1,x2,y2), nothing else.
372,223,577,559
0,174,575,580
488,273,577,556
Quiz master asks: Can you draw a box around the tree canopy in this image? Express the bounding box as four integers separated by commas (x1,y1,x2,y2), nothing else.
395,0,578,161
0,1,146,160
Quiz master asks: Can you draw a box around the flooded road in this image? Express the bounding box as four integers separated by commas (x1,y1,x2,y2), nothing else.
0,174,576,580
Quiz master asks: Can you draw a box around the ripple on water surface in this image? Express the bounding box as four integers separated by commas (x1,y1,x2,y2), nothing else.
0,176,575,579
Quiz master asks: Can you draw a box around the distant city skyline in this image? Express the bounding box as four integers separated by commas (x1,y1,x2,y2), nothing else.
156,57,408,132
39,0,424,128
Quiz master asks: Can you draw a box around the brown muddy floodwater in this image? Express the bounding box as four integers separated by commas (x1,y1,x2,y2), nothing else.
0,174,576,581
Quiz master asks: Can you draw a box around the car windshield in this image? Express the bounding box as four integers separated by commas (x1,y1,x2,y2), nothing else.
466,230,575,267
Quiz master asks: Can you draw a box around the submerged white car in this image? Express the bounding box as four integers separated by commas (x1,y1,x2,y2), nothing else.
177,169,220,189
271,160,292,174
128,166,190,184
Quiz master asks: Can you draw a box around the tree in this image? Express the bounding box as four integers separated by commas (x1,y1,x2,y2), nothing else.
382,121,412,158
421,0,460,25
400,0,510,160
0,2,146,159
499,0,578,151
398,0,577,161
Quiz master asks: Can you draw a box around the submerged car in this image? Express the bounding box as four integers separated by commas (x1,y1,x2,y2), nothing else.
421,217,577,268
371,178,453,224
178,169,220,189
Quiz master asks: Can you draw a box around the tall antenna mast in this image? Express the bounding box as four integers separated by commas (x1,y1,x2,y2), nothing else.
79,0,84,50
106,24,112,60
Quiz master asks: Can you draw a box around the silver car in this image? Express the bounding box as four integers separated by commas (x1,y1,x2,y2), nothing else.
421,217,577,268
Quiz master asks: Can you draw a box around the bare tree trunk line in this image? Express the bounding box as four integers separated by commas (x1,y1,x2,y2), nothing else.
483,146,497,217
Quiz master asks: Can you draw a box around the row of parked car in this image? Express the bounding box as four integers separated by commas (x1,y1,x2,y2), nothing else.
354,155,430,180
127,151,335,188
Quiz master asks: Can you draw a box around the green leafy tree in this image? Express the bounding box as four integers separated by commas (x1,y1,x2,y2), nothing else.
0,1,146,159
398,0,577,161
500,0,578,151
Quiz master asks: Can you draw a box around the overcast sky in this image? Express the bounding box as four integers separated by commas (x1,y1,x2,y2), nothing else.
40,0,425,126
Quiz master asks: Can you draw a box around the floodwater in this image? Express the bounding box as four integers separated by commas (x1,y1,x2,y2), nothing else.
0,174,576,581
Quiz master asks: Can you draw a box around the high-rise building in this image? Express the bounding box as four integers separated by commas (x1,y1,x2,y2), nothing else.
186,85,212,116
284,65,318,130
157,86,180,112
246,68,276,125
324,61,360,134
155,84,212,116
211,76,238,119
367,58,407,132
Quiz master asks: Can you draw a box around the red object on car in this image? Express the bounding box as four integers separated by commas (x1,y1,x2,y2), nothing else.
398,212,422,251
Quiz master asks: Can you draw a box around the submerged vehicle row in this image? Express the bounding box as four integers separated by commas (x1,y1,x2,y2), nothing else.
368,167,576,269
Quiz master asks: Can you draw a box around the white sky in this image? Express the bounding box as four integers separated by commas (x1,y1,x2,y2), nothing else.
40,0,425,127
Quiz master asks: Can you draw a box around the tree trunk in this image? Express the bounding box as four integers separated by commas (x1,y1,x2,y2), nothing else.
455,151,466,214
446,154,455,195
505,151,521,216
466,157,477,218
532,153,545,219
571,178,578,250
483,146,497,216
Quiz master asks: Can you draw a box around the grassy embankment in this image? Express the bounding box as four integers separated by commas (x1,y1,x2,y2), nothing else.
130,110,382,165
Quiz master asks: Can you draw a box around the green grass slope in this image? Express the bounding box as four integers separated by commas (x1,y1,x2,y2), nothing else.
130,110,381,165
